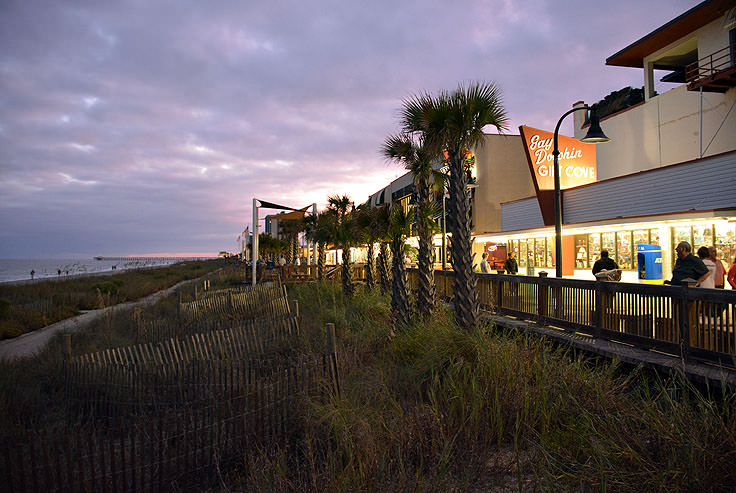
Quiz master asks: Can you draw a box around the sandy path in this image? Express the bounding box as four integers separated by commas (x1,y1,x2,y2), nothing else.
0,276,205,361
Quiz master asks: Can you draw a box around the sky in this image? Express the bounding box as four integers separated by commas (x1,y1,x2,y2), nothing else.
0,0,698,258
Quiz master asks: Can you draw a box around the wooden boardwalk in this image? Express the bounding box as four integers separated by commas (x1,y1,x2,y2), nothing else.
481,312,736,388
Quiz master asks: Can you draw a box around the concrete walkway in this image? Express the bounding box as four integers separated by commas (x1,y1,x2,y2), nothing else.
0,276,204,361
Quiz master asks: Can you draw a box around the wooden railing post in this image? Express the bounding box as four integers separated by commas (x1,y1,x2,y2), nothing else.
537,272,548,323
679,279,698,363
495,275,503,313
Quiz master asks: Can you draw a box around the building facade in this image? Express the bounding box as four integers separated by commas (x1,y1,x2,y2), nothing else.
368,0,736,285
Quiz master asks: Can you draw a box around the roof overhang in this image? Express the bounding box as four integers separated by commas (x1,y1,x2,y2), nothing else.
606,0,733,69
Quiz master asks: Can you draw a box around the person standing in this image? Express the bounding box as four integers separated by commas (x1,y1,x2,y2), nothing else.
708,246,726,289
697,246,716,289
728,257,736,290
480,252,491,273
591,250,618,275
668,241,710,286
504,252,518,274
30,269,35,280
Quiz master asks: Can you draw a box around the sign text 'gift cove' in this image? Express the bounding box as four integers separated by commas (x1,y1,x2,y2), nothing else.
519,125,598,191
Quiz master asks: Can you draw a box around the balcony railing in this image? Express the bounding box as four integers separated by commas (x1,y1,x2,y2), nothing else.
686,44,736,92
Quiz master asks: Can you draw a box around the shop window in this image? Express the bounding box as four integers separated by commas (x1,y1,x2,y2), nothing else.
588,233,601,267
616,231,633,270
545,237,554,268
649,229,660,246
535,239,546,267
517,240,527,267
526,239,534,267
602,232,615,259
574,234,588,269
716,222,736,266
633,230,649,269
673,226,691,249
693,224,713,251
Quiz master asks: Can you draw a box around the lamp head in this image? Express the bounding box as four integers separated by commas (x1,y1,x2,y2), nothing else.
581,107,610,143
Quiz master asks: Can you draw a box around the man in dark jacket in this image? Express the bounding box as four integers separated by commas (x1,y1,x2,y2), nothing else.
592,250,618,275
504,252,518,274
668,241,710,286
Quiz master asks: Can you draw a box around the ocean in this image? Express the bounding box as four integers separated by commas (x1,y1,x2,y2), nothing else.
0,258,204,283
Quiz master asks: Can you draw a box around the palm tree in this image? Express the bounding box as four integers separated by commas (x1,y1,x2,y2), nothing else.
302,211,329,280
383,134,444,318
387,205,413,327
355,202,382,290
279,219,301,264
327,194,356,297
375,205,392,295
401,82,508,330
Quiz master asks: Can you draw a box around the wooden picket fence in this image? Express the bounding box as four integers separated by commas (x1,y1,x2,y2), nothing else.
4,352,337,492
179,283,290,321
136,314,296,345
76,315,299,368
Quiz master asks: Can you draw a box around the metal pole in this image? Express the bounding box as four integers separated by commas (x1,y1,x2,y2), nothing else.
252,198,258,286
441,194,447,271
553,105,589,278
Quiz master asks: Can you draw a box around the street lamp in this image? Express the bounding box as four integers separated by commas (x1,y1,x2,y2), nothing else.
553,105,609,278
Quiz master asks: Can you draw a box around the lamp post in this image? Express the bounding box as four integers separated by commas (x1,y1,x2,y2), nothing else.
553,105,609,278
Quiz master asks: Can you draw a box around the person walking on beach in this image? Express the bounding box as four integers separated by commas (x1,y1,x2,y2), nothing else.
57,269,61,277
30,269,35,280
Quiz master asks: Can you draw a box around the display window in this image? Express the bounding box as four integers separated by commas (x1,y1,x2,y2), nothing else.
715,222,736,265
518,240,527,267
616,231,633,270
545,237,553,268
535,239,546,267
575,234,588,269
693,225,713,251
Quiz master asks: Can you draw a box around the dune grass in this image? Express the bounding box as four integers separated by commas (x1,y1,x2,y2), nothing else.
233,281,736,492
0,258,227,339
1,276,734,491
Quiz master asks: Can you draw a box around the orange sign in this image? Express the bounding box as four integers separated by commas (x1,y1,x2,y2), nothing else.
519,125,597,190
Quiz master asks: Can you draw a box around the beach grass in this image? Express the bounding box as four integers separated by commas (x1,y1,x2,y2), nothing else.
232,281,736,491
0,258,228,339
1,277,734,490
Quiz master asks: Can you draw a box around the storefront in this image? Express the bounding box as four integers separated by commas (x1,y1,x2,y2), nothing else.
478,216,735,285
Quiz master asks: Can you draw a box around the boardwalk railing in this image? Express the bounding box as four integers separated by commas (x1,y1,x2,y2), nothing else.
411,269,736,367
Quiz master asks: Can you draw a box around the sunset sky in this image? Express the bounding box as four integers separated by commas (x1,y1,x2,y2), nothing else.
0,0,697,258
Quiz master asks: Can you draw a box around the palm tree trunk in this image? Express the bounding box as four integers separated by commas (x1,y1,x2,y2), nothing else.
341,246,354,297
448,151,478,330
366,242,375,290
318,242,325,280
378,243,391,295
390,238,409,326
416,176,436,318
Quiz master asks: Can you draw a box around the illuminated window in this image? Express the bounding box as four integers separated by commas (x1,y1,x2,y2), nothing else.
535,239,546,267
588,233,601,267
518,240,527,267
715,222,736,265
602,232,615,259
649,229,660,246
574,234,588,269
616,231,633,270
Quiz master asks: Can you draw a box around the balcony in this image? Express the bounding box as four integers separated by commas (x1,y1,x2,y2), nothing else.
686,44,736,92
